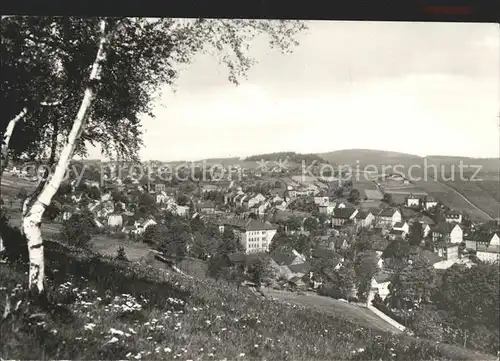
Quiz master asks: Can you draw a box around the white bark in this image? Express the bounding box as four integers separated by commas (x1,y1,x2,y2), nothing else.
1,107,28,176
22,19,109,293
1,100,65,177
40,99,64,106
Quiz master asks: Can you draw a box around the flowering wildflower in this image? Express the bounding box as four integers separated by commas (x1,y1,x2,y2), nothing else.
109,328,125,336
239,353,245,357
164,347,172,353
84,323,96,331
107,337,119,344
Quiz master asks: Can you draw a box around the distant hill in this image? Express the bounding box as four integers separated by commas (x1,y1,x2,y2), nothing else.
318,149,423,168
425,155,499,174
317,149,499,175
244,151,327,164
196,157,241,164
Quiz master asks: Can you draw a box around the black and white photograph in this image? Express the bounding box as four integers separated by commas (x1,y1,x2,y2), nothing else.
1,15,499,361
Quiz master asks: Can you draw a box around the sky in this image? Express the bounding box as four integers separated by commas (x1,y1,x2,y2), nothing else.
86,21,500,162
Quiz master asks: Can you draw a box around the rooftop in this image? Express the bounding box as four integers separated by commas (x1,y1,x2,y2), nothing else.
332,207,357,219
223,217,278,231
288,262,311,275
378,208,398,217
393,221,406,228
355,210,372,220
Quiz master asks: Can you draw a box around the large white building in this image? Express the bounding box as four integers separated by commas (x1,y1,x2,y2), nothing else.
221,217,278,253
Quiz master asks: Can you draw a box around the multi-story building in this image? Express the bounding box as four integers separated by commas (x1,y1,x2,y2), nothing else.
221,217,278,253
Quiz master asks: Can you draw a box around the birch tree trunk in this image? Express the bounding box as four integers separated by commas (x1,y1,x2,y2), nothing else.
1,100,65,179
22,19,109,293
1,107,28,177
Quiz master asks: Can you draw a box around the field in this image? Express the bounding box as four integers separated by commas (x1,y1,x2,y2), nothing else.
1,239,496,360
443,180,499,219
439,172,499,220
315,150,499,220
414,178,495,221
1,173,38,198
262,288,400,333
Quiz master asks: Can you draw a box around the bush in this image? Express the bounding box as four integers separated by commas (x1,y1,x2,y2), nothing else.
59,212,95,248
115,246,128,261
0,210,28,263
371,295,411,326
318,283,344,299
17,188,28,201
43,201,61,221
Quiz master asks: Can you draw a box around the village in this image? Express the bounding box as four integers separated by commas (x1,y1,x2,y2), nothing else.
1,15,499,361
2,160,498,306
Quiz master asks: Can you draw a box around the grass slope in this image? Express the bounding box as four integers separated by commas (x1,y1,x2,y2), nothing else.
0,239,497,360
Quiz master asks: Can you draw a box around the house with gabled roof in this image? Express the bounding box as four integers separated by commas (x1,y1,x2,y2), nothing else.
445,211,462,224
392,221,409,234
376,208,402,227
234,193,248,207
354,210,374,228
405,194,426,208
250,201,270,216
332,207,358,227
464,231,499,263
319,202,337,216
314,190,330,205
371,271,392,300
425,197,438,210
244,193,266,209
465,231,499,250
431,223,463,244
